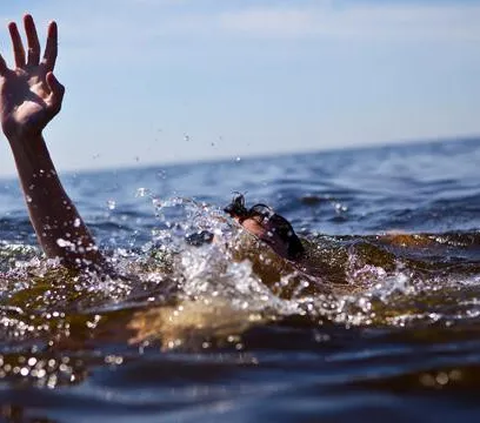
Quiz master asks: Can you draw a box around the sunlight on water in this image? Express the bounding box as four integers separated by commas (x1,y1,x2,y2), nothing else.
1,139,480,421
2,193,480,347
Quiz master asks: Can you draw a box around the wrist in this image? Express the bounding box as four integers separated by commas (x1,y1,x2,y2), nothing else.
6,127,43,145
2,115,45,144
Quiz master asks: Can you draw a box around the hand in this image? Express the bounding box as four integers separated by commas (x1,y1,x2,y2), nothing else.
0,14,64,140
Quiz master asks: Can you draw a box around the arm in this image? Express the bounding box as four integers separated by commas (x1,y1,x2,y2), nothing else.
0,15,104,270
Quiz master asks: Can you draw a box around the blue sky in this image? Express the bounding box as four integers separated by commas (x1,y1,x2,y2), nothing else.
0,0,479,176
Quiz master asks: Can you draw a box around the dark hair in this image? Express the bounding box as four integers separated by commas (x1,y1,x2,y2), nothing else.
223,193,249,220
261,212,305,260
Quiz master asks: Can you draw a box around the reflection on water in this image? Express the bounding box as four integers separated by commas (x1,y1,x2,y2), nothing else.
0,138,480,422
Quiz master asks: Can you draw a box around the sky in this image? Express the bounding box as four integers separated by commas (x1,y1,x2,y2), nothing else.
0,0,479,177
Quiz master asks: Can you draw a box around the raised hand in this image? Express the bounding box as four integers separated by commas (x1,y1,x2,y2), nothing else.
0,15,103,271
0,14,64,140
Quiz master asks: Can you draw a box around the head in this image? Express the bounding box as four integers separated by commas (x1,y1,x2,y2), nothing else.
224,194,305,261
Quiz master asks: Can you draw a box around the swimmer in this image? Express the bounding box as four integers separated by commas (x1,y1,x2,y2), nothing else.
224,193,305,261
0,15,435,281
0,14,307,275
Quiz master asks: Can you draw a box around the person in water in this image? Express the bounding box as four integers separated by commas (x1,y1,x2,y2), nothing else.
0,14,307,274
223,193,305,261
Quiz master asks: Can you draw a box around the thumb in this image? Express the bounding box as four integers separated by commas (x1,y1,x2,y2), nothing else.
46,71,65,112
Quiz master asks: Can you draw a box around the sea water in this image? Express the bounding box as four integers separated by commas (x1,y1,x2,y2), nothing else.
0,138,479,422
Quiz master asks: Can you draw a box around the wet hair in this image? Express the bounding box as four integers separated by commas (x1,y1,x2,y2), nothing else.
223,193,249,220
224,194,305,261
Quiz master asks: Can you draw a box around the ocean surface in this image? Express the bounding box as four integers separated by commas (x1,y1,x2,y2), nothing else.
0,138,480,422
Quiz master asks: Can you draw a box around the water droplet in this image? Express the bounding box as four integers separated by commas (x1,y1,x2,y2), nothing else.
136,187,149,197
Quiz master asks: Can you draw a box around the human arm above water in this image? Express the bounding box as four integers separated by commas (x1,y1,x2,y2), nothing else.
0,15,104,270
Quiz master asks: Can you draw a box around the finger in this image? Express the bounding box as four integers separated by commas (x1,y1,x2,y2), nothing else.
43,21,58,71
46,71,65,113
24,14,41,66
8,22,26,68
0,54,7,76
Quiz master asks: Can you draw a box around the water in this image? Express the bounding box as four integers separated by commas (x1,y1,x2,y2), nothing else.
0,138,480,422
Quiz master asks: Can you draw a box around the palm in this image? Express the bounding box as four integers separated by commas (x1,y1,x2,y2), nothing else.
2,70,49,127
0,15,63,138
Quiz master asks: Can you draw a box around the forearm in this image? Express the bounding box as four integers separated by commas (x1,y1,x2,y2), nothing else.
7,133,104,270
